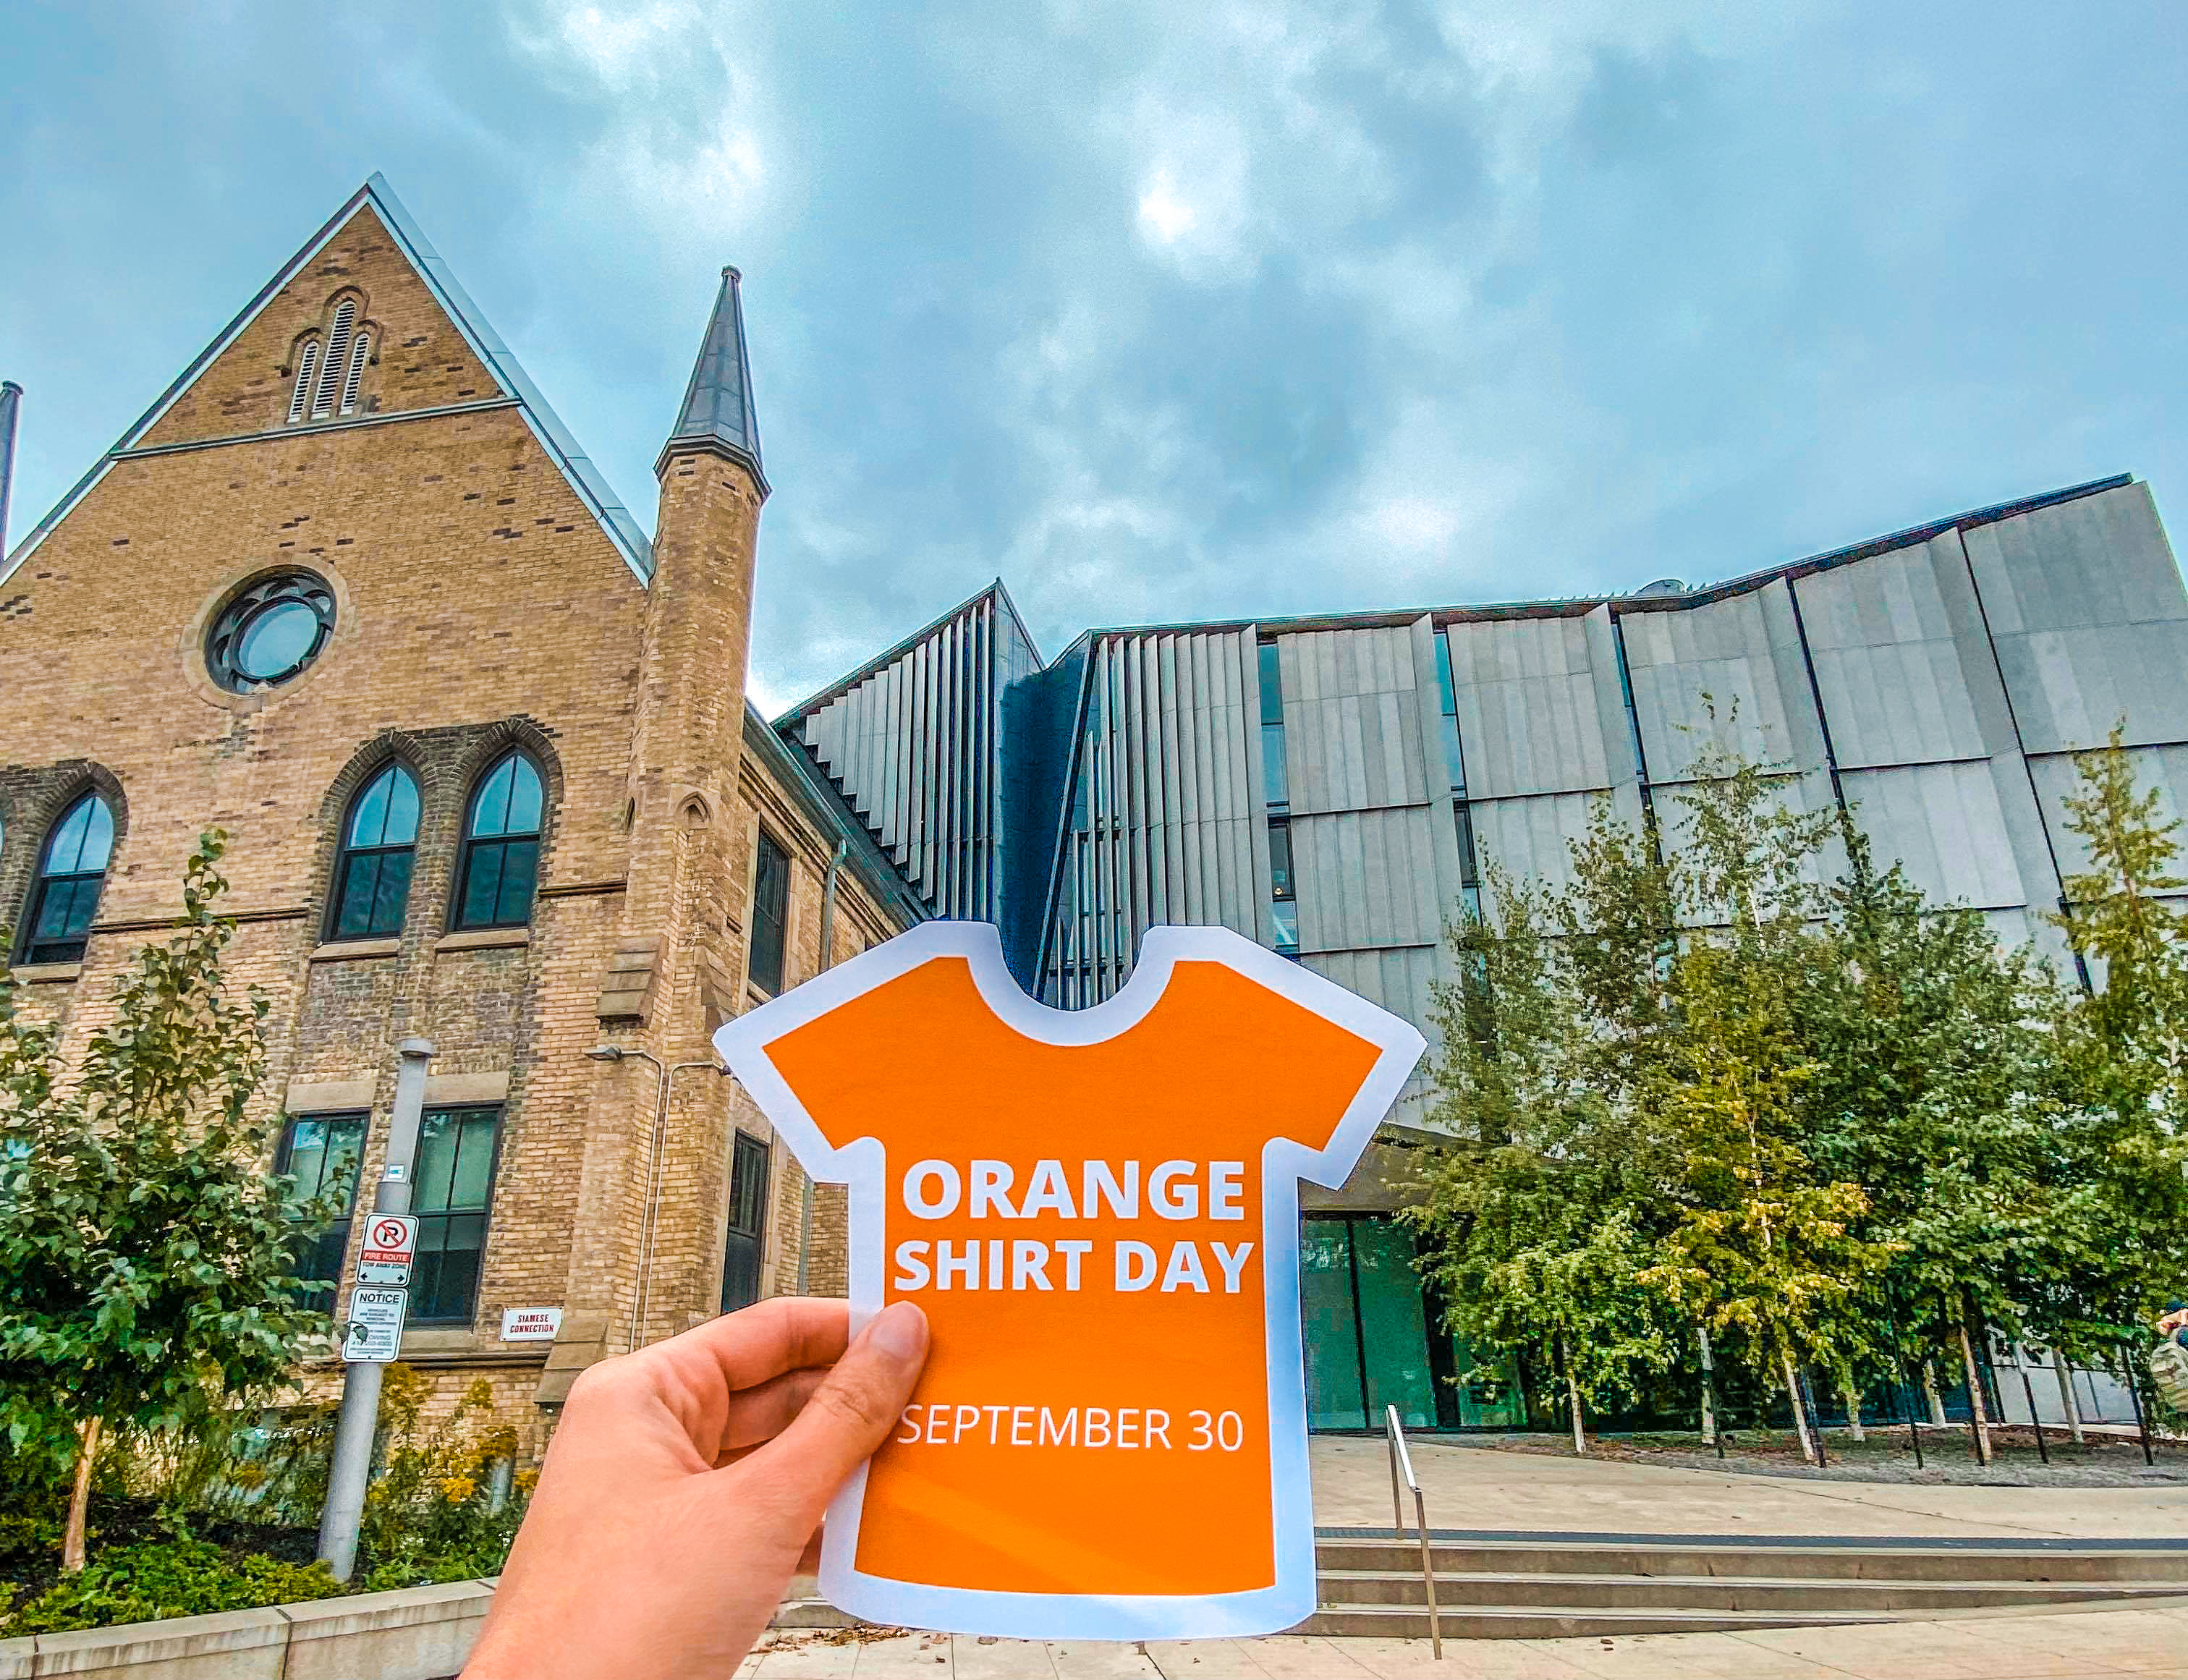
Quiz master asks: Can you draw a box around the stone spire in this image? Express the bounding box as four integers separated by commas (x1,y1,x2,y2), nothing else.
654,266,766,496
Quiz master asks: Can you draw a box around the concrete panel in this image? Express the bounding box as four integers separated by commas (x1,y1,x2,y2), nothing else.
1291,805,1444,953
1301,943,1442,1124
1278,627,1428,815
1443,615,1614,799
1965,483,2188,752
1655,773,1833,926
1620,586,1802,781
1838,761,2028,910
2028,742,2188,886
1467,790,1604,901
1794,538,1990,768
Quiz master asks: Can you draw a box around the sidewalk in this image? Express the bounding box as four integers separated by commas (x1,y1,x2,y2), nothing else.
748,1603,2188,1676
1312,1435,2188,1540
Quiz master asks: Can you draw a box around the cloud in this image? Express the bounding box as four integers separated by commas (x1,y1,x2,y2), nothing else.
1,0,2184,714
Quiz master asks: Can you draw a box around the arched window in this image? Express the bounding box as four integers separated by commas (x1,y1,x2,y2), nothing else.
329,764,420,940
454,752,543,931
23,793,114,965
287,339,321,424
311,300,357,420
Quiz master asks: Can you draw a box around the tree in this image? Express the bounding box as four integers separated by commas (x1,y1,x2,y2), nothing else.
1413,869,1678,1451
2041,729,2188,1388
0,833,334,1571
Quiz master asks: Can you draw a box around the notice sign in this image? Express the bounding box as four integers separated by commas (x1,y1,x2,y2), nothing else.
357,1214,417,1287
501,1307,564,1342
343,1286,407,1363
714,922,1422,1641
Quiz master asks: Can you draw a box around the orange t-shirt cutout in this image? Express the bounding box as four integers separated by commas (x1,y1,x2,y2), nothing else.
716,922,1423,1641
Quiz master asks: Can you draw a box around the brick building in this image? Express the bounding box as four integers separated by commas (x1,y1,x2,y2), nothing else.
0,177,923,1450
7,175,2184,1448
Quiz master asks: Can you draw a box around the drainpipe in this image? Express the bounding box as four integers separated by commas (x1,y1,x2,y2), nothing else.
798,839,848,1294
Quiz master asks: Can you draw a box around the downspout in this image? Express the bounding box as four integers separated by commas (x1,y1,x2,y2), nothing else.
799,838,847,1294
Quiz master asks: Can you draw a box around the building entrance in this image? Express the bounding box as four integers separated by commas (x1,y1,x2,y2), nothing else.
1299,1212,1528,1432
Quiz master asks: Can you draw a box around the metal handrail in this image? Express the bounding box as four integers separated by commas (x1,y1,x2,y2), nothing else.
1383,1404,1443,1659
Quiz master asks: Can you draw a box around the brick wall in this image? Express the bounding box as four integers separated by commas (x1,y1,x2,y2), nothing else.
0,194,915,1459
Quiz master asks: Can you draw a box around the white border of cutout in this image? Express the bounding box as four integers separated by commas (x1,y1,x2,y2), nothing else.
713,920,1425,1642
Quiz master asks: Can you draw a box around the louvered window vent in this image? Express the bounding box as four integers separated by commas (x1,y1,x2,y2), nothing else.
287,339,321,424
311,300,356,418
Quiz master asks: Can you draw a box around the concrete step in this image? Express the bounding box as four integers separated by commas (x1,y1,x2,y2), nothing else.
1315,1535,2188,1586
1315,1566,2187,1614
1297,1604,1892,1640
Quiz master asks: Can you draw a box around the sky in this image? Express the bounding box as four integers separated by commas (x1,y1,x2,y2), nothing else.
4,1,2186,716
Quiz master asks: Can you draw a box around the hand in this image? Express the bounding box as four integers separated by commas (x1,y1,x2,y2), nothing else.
464,1297,930,1679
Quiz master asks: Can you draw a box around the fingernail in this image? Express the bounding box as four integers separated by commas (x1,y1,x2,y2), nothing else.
868,1301,928,1362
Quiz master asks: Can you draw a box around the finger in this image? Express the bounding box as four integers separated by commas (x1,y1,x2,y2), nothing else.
739,1301,928,1526
713,1367,829,1459
629,1298,854,1457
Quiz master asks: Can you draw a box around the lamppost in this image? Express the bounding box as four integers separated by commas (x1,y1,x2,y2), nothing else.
583,1044,729,1352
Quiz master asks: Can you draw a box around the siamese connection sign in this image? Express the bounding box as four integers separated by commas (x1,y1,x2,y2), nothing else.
714,922,1422,1642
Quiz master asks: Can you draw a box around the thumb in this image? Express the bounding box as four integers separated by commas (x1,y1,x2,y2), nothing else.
746,1300,928,1524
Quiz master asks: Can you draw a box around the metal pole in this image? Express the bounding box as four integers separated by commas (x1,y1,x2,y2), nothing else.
1896,1359,1923,1469
318,1038,434,1580
2126,1358,2156,1467
2017,1356,2049,1465
1700,1326,1723,1460
633,1061,723,1349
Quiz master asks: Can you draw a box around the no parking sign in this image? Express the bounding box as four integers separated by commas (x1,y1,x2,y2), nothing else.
357,1214,417,1287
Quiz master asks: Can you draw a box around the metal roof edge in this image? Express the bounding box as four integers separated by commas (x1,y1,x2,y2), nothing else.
1064,474,2142,639
988,577,1046,669
362,174,654,585
3,176,658,590
774,579,1017,727
741,703,928,925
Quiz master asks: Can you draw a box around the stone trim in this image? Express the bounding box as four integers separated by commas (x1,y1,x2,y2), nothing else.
424,1069,510,1106
284,1078,377,1115
309,936,402,962
0,1577,496,1680
433,926,532,954
9,962,82,986
110,396,522,460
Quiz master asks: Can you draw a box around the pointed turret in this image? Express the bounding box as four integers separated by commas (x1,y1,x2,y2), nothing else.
654,266,766,496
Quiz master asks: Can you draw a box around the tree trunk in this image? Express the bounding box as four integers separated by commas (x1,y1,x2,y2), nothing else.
2053,1351,2086,1445
62,1415,102,1575
1922,1359,1948,1426
1697,1326,1717,1444
1561,1338,1587,1456
1780,1347,1818,1466
1839,1368,1865,1442
1957,1312,1994,1465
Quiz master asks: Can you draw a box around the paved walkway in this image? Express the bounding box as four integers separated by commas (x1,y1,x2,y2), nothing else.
1312,1435,2188,1540
747,1605,2188,1676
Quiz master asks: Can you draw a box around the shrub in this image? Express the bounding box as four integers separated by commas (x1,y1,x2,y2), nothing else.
6,1530,340,1635
357,1368,526,1590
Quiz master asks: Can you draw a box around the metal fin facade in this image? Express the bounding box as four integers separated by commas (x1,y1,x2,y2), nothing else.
784,584,1041,933
779,475,2188,1133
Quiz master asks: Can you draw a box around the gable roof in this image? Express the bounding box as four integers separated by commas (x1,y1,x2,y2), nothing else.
1,174,653,588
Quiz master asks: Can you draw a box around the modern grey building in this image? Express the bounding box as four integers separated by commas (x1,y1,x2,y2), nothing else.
781,472,2188,1429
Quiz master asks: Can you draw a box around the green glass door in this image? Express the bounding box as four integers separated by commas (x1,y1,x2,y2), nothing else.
1299,1215,1440,1431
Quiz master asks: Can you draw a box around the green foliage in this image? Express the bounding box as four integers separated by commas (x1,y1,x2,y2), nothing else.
0,832,344,1559
5,1528,339,1635
357,1367,525,1591
1410,706,2172,1431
